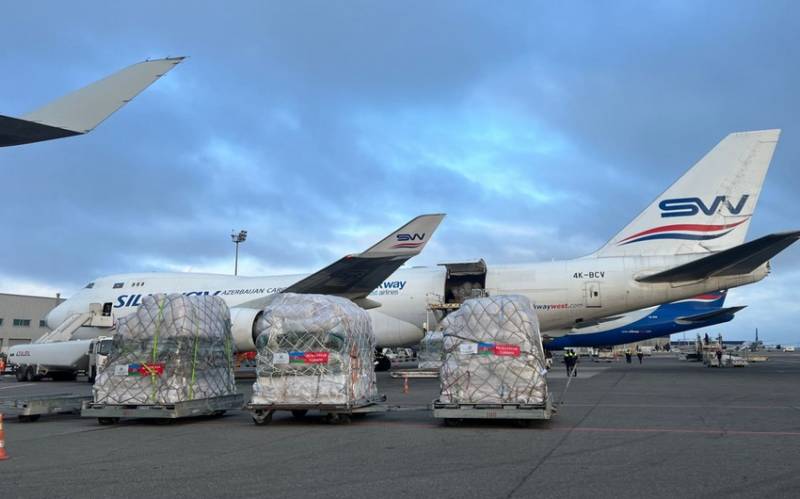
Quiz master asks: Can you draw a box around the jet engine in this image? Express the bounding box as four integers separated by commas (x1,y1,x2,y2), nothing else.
230,307,263,352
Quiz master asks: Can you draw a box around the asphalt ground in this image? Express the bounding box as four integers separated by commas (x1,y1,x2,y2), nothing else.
1,353,799,498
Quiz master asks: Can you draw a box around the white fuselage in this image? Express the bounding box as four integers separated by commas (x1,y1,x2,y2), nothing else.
46,253,769,349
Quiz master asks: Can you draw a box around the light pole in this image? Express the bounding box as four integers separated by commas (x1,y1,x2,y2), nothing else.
231,229,247,276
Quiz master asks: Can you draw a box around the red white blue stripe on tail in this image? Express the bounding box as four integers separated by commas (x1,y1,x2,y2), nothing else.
617,218,749,246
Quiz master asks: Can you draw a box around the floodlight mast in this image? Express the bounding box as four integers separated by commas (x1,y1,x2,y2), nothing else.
231,230,247,276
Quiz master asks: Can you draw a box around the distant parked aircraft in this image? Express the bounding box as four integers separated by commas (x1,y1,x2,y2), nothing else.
546,291,742,349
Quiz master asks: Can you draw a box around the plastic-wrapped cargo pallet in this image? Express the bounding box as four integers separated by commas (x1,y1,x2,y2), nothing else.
251,293,377,406
418,331,444,369
439,295,548,405
93,294,237,405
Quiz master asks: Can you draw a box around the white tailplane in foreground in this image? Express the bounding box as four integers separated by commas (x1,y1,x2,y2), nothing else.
46,130,798,352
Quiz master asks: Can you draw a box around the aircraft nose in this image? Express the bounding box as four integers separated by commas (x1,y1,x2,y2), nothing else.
45,302,68,329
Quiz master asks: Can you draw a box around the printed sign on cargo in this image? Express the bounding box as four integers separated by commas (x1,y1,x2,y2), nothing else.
494,344,521,357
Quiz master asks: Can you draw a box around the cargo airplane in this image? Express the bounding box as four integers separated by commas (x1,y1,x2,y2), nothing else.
41,130,799,370
546,290,741,350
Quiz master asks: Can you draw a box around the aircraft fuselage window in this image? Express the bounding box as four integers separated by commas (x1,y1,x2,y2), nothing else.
113,282,124,289
85,282,95,289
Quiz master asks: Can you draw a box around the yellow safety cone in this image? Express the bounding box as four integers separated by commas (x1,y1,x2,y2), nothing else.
0,413,8,461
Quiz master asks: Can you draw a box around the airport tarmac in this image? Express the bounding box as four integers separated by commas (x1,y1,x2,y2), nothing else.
1,354,799,498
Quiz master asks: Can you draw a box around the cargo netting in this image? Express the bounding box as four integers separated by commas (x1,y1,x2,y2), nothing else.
418,331,444,369
439,295,548,405
251,293,377,406
93,294,237,405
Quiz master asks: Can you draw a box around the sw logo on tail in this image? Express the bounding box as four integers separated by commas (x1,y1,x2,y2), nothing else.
659,195,750,218
392,233,426,249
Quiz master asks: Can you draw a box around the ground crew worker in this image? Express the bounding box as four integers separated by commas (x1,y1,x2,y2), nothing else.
624,348,632,364
564,349,577,377
545,349,553,370
636,347,644,364
716,349,723,367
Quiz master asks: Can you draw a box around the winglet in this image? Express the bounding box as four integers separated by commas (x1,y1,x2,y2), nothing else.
278,214,446,300
361,214,446,257
0,57,185,147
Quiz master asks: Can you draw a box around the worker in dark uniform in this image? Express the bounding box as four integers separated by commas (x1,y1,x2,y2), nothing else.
624,348,632,364
564,349,578,377
716,348,724,367
636,347,644,364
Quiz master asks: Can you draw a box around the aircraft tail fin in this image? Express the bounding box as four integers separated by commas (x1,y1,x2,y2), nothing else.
0,57,184,147
594,130,780,257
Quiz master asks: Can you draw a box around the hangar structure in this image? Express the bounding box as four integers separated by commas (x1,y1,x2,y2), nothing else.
0,293,64,354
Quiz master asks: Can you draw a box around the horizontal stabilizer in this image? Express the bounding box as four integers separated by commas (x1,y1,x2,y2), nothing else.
281,214,445,300
572,315,625,329
675,306,746,325
638,231,800,283
1,57,184,146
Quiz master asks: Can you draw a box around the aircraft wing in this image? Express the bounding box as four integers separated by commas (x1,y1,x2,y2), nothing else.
280,214,445,305
637,231,800,283
1,57,184,147
675,306,746,325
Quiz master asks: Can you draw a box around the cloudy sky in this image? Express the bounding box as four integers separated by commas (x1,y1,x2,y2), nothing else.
1,1,798,343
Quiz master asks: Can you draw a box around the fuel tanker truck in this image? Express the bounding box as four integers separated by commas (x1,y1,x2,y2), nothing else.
8,337,112,382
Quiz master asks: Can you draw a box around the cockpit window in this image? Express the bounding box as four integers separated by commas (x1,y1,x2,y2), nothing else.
84,282,95,289
112,282,124,289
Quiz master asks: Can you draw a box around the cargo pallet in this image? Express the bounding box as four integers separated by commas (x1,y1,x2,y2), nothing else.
2,394,92,422
432,396,554,427
247,395,387,425
81,393,244,425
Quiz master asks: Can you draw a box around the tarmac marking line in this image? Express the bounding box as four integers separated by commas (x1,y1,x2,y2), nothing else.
565,403,796,410
0,384,35,391
562,426,800,437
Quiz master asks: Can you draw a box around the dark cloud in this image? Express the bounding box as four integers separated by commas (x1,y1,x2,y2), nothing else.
1,1,798,342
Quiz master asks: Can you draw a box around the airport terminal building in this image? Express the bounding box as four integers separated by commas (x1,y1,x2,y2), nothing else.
0,293,64,354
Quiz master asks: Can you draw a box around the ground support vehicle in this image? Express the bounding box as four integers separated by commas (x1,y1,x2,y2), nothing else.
81,393,244,425
247,395,387,425
9,336,113,382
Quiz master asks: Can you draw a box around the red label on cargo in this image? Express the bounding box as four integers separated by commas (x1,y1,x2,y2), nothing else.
139,363,165,376
303,352,330,364
493,344,521,357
